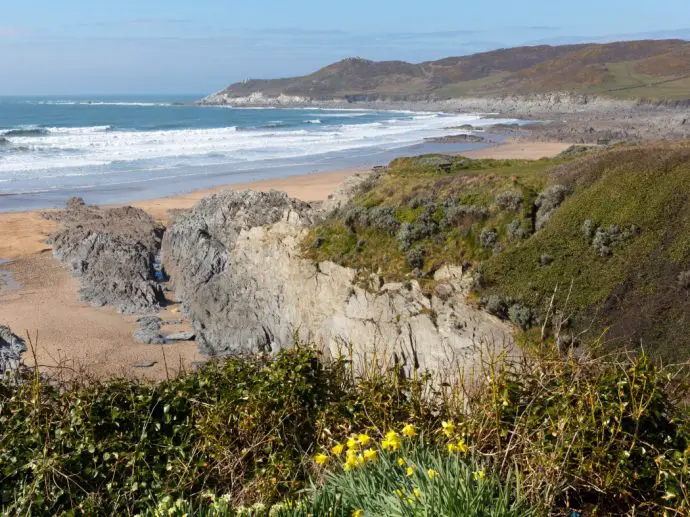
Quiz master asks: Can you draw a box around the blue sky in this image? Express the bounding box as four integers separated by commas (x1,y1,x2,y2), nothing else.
1,0,689,95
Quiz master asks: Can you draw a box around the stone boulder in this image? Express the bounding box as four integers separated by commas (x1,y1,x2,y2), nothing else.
44,198,165,314
163,190,513,372
0,326,26,378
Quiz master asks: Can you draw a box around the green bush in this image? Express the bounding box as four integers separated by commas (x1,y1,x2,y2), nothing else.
1,346,688,515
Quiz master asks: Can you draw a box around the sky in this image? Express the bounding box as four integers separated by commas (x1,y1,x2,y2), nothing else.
1,0,689,95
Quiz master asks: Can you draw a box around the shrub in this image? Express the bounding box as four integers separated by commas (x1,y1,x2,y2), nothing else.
495,190,523,211
535,185,569,229
506,219,531,241
507,303,536,330
480,294,508,317
406,247,426,270
463,351,690,515
396,211,439,252
441,204,490,228
365,206,401,235
480,228,498,249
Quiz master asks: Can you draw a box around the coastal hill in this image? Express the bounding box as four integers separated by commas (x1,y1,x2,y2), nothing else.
205,39,690,102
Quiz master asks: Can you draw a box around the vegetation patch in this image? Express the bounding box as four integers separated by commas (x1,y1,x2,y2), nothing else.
306,144,690,360
2,346,687,516
305,155,556,287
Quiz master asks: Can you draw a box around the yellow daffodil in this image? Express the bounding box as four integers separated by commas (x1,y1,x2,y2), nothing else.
357,433,371,446
427,468,439,480
441,421,456,437
363,448,377,462
413,488,422,499
407,498,415,505
344,451,358,471
473,469,486,481
331,443,345,455
457,439,469,454
382,430,401,451
401,423,416,438
314,453,328,466
352,510,364,517
447,442,458,453
397,458,406,467
395,489,404,498
357,454,365,465
406,465,415,477
347,436,358,450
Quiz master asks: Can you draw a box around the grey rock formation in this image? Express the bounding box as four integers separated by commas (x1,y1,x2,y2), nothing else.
163,190,316,353
166,331,196,341
44,198,165,314
133,328,167,345
424,134,485,144
0,326,26,377
164,190,513,372
137,316,163,330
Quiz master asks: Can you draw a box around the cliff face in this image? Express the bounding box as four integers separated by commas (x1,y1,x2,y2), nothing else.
162,190,513,372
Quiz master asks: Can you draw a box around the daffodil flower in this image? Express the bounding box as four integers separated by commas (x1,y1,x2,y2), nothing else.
352,510,364,517
401,423,416,437
314,453,328,466
331,443,345,455
427,468,439,480
473,469,486,481
363,448,377,462
441,420,456,437
357,433,371,446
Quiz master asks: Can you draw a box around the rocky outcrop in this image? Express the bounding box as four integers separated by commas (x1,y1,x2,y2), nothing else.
0,326,26,378
425,134,485,144
163,190,513,372
44,198,165,314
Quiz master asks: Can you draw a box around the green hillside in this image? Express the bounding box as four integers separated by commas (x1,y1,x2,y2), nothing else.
306,143,690,360
212,39,690,101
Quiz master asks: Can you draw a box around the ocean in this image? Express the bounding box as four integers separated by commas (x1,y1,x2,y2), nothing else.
0,95,518,211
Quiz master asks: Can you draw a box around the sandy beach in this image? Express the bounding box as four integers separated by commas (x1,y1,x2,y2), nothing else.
0,140,570,380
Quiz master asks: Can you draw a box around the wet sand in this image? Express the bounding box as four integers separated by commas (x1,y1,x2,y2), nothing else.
0,140,570,380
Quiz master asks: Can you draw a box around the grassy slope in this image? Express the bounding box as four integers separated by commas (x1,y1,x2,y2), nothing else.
217,40,690,101
306,156,557,287
482,144,690,359
306,144,690,360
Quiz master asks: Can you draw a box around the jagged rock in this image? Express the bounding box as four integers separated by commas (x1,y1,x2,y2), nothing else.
0,326,26,377
164,190,513,372
43,198,165,314
133,329,167,345
166,331,196,341
424,134,485,144
136,316,163,331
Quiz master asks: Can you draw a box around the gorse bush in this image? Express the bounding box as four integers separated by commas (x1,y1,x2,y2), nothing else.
1,345,688,515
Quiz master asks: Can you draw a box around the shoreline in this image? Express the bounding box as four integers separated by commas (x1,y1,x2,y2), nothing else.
0,140,571,380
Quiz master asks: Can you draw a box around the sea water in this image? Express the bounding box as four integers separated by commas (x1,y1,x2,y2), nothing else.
0,95,519,211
